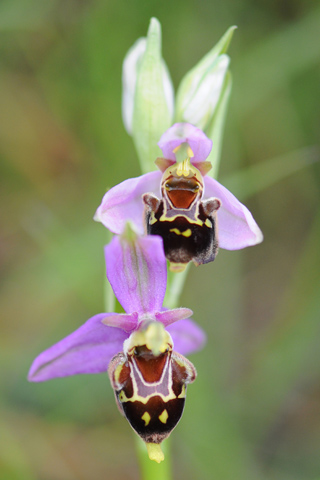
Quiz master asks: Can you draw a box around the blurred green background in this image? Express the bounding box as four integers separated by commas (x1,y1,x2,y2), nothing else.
1,0,320,479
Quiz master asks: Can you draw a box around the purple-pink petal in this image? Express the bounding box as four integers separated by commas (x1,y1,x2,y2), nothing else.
28,314,128,382
155,308,193,327
102,312,139,333
204,176,263,250
94,171,161,235
105,235,167,315
167,318,206,356
158,123,212,163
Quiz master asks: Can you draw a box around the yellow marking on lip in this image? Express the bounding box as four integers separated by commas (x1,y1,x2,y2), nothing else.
149,212,158,225
118,391,126,402
178,384,186,398
170,228,181,235
205,218,212,228
160,211,203,226
158,409,169,424
141,411,151,426
169,228,192,237
114,364,123,385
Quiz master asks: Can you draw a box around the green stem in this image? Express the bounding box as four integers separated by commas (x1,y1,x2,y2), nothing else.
104,230,115,313
165,264,191,309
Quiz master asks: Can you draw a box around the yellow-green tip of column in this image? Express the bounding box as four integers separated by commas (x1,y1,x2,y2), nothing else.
146,443,165,463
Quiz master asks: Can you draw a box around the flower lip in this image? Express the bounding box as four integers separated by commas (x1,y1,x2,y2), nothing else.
109,325,197,459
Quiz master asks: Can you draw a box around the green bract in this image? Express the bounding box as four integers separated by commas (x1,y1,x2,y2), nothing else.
205,71,233,178
175,26,236,177
131,18,174,174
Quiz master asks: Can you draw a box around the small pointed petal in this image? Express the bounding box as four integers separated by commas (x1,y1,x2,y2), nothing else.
105,233,167,315
102,312,139,333
155,308,193,327
194,161,212,176
94,171,161,234
158,123,212,164
204,176,263,249
167,318,206,356
154,157,175,172
28,314,128,382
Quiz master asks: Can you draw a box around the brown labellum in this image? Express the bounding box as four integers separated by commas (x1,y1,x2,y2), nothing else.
143,158,221,271
108,345,196,447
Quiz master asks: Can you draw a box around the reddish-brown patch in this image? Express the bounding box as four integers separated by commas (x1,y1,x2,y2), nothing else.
133,349,168,383
167,190,197,209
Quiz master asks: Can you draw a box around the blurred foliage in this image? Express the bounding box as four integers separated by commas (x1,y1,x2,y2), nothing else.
1,0,320,479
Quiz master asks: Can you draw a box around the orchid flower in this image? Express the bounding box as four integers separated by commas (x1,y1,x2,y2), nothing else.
28,228,205,463
94,123,263,270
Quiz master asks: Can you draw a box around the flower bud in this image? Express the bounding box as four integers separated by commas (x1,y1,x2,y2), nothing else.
108,321,197,462
122,37,174,136
122,17,174,173
175,26,236,132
